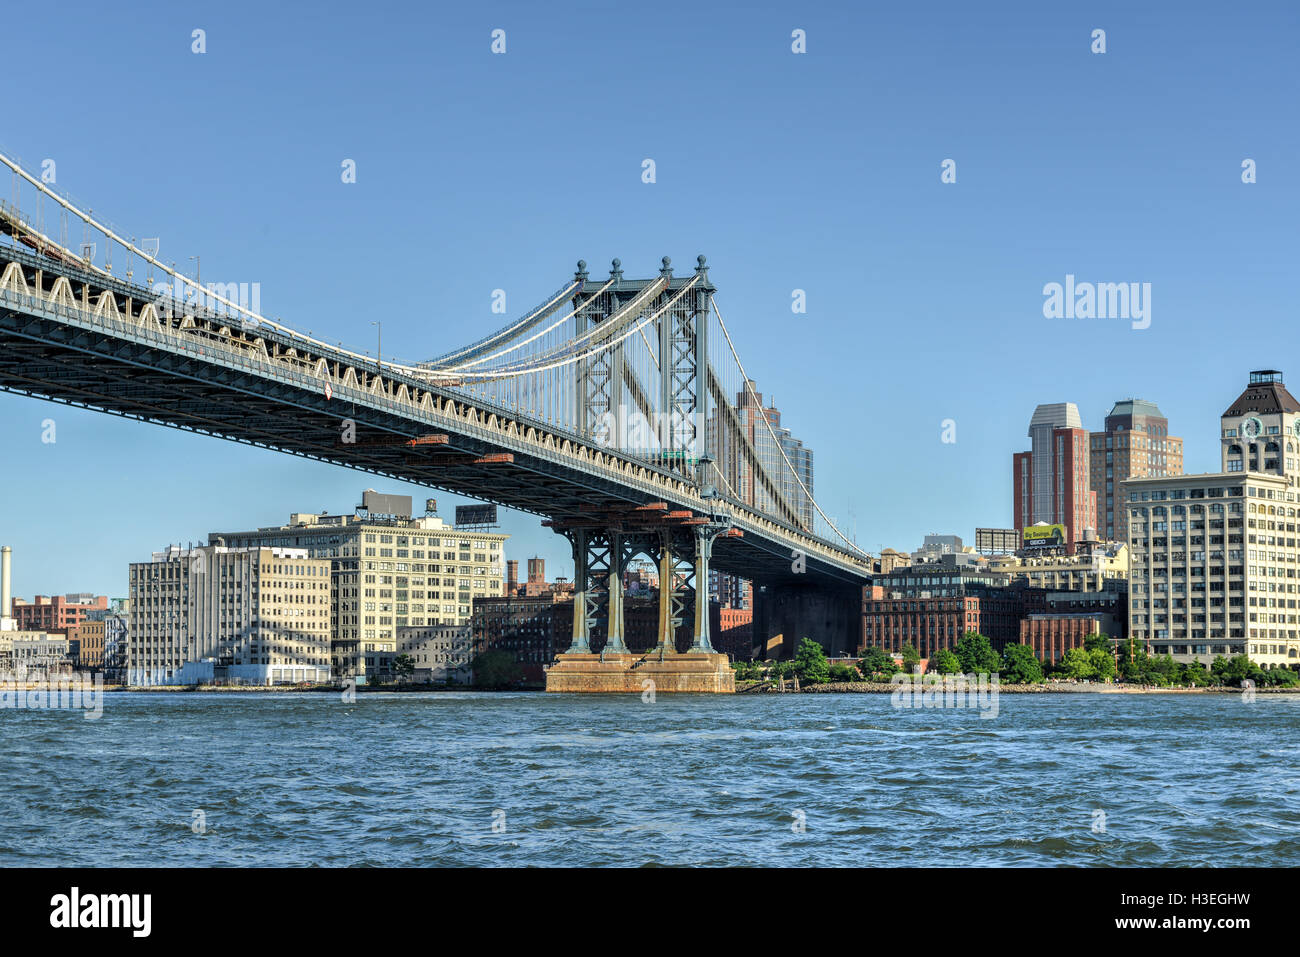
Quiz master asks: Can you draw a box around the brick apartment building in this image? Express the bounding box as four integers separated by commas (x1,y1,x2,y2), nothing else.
862,593,1025,658
1019,590,1127,664
10,594,108,634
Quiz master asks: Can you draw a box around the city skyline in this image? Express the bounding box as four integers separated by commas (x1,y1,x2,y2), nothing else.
1,1,1296,600
0,371,1269,600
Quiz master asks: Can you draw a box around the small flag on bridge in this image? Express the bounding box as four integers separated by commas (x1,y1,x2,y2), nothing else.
324,381,333,401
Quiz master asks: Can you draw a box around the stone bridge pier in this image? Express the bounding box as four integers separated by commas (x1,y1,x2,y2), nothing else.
543,502,737,693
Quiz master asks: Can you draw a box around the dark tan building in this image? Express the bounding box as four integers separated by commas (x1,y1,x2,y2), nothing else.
68,619,106,670
1090,399,1183,545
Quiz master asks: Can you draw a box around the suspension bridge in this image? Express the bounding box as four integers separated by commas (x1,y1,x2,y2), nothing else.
0,152,871,686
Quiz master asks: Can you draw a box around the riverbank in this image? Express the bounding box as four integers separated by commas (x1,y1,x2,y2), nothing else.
737,679,1300,694
8,680,1291,696
103,684,544,693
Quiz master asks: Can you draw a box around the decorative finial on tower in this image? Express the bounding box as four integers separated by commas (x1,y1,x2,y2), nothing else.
660,256,673,278
695,254,709,280
610,258,623,281
575,259,588,281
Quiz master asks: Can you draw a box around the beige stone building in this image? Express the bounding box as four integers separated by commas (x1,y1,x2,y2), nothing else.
989,544,1129,592
128,545,332,686
1121,370,1300,669
874,548,911,574
397,624,474,684
213,498,507,682
1124,471,1300,669
0,632,71,676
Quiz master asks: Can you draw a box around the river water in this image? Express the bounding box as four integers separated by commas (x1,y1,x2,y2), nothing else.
2,691,1298,866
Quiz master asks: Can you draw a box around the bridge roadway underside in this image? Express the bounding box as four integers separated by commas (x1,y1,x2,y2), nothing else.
0,304,867,593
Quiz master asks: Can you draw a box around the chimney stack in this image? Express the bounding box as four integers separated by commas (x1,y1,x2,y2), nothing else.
506,560,518,595
1,546,11,621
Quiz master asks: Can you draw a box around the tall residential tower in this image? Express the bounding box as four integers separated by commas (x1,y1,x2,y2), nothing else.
1012,402,1096,554
1089,399,1184,543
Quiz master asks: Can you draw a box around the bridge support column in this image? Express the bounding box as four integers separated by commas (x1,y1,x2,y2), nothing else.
604,528,628,654
544,517,734,693
689,524,728,654
654,532,679,655
564,528,591,654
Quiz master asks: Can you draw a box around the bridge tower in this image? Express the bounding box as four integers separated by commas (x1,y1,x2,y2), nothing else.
573,256,714,480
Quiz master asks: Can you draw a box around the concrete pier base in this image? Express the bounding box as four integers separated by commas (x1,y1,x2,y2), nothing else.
545,652,735,693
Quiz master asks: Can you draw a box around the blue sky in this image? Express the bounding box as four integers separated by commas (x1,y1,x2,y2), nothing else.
2,0,1297,598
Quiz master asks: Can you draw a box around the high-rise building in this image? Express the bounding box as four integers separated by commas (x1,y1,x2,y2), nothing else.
707,379,814,613
127,545,332,686
709,570,751,610
1012,402,1096,554
873,548,911,574
1219,370,1300,486
712,380,814,530
212,494,507,681
1122,370,1300,669
1123,471,1297,667
1089,399,1184,543
520,557,555,597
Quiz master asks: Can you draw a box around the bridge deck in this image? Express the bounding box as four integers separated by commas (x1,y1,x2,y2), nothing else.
0,243,870,586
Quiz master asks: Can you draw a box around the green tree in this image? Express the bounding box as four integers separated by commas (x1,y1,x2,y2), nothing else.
472,650,523,688
858,646,898,680
1116,638,1148,683
1181,660,1212,687
1083,633,1112,654
1089,647,1116,682
1219,654,1263,687
1148,652,1180,687
392,654,416,682
900,642,921,670
731,660,762,681
792,638,831,684
1059,646,1096,680
953,632,1000,675
828,663,862,683
1265,667,1299,688
931,648,962,675
1000,643,1044,684
1210,655,1231,685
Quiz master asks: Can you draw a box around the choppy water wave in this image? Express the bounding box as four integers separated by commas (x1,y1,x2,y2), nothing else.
0,691,1296,866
